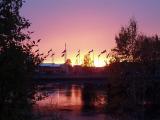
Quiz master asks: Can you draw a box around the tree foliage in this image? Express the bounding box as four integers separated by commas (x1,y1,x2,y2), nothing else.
114,18,138,61
135,35,160,62
114,18,160,63
0,0,44,119
83,54,92,67
106,18,160,119
65,58,72,66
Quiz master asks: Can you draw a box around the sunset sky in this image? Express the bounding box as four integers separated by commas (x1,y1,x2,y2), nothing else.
21,0,160,66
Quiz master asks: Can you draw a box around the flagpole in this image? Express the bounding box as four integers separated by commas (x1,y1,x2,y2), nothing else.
98,55,100,64
76,58,78,65
106,52,107,61
65,43,67,63
52,54,54,65
93,50,94,66
79,50,80,65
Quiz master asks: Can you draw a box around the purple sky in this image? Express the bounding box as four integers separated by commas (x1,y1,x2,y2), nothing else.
21,0,160,65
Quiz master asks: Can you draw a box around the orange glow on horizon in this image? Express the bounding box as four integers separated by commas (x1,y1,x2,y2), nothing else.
94,60,106,67
43,51,108,67
36,85,82,110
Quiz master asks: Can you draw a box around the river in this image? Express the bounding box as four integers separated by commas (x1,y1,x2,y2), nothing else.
33,80,114,120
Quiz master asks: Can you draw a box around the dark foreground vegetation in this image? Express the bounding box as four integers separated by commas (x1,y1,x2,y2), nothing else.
106,63,160,120
0,0,43,120
105,19,160,120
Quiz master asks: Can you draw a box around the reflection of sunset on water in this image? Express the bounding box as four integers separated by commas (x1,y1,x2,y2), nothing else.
33,83,109,120
35,84,107,111
70,85,82,107
36,85,83,110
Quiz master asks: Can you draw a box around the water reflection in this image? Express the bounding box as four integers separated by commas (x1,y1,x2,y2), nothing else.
36,83,107,112
33,82,110,120
81,83,107,112
36,85,81,111
34,80,160,120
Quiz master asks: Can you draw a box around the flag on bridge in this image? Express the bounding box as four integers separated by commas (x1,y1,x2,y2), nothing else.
51,53,55,57
76,53,80,57
48,49,52,53
101,50,106,54
88,49,93,54
62,49,66,53
98,54,101,58
61,53,65,57
76,50,80,57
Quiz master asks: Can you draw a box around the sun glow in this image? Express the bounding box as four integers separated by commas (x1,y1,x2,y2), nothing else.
94,60,106,67
43,52,111,67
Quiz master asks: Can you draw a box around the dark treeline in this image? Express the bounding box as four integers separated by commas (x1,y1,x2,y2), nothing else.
105,18,160,120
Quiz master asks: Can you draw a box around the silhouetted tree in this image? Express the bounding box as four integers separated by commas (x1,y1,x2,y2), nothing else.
0,0,44,120
113,18,160,64
135,34,160,63
105,50,120,65
65,59,72,66
113,18,138,62
106,18,160,120
82,54,92,67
